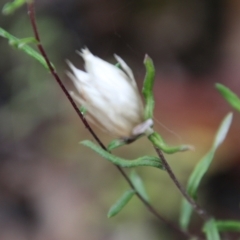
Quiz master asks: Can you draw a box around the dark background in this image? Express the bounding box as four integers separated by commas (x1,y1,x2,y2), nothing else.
0,0,240,239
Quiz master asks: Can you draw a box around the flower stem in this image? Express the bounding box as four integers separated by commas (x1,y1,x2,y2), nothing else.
148,132,211,221
116,167,199,239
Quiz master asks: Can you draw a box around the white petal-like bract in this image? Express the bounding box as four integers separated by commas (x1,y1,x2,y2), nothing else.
67,48,150,138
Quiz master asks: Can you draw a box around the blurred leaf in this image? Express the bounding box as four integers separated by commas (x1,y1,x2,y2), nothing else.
148,131,194,154
107,136,142,151
107,190,135,218
203,219,220,240
216,220,240,232
81,140,165,169
130,170,149,202
0,27,53,69
79,106,87,116
107,139,127,151
142,54,155,120
179,200,193,231
9,37,37,47
179,113,233,230
187,148,215,199
2,0,29,15
187,113,232,196
216,83,240,111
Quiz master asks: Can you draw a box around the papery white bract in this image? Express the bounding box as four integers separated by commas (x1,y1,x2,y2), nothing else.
67,48,152,138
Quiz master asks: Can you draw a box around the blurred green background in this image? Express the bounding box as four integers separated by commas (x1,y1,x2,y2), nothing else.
0,0,240,239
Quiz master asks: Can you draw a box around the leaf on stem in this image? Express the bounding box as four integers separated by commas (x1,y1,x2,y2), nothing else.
107,139,128,151
130,170,149,202
107,190,136,218
115,62,121,68
0,27,53,70
9,37,38,47
216,83,240,112
187,112,232,196
179,113,233,230
203,219,220,240
142,55,155,120
2,0,29,15
81,140,165,169
107,135,142,151
216,220,240,232
179,200,193,231
148,132,194,154
79,106,87,116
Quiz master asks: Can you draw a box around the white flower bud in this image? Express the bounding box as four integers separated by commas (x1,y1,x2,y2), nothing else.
67,48,153,138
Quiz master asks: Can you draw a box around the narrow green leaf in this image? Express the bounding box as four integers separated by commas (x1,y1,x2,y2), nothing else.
213,112,233,149
2,0,28,15
179,113,233,230
107,139,127,151
216,83,240,111
188,112,232,197
142,55,155,120
179,200,192,230
9,37,37,47
81,140,164,169
107,190,135,218
0,28,53,70
203,219,220,240
187,150,215,198
107,136,142,151
148,131,194,154
107,135,143,151
130,170,149,202
216,220,240,232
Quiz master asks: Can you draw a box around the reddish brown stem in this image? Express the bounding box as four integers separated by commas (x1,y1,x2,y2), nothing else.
154,147,211,221
27,3,104,149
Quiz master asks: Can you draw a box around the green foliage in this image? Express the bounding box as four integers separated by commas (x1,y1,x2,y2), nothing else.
187,112,232,196
148,131,193,154
203,219,221,240
130,170,149,202
143,55,193,154
107,136,142,151
216,83,240,111
0,27,52,69
216,220,240,232
107,190,136,218
10,36,37,46
2,0,29,15
179,113,233,230
79,106,87,116
81,140,165,169
107,139,129,151
142,55,155,120
115,62,121,68
179,200,193,231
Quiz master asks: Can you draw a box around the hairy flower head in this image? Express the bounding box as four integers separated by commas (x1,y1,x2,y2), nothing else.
67,48,153,138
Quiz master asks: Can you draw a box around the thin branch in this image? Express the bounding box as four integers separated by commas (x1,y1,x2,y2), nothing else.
27,3,104,149
117,167,197,239
154,147,211,221
26,2,202,239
